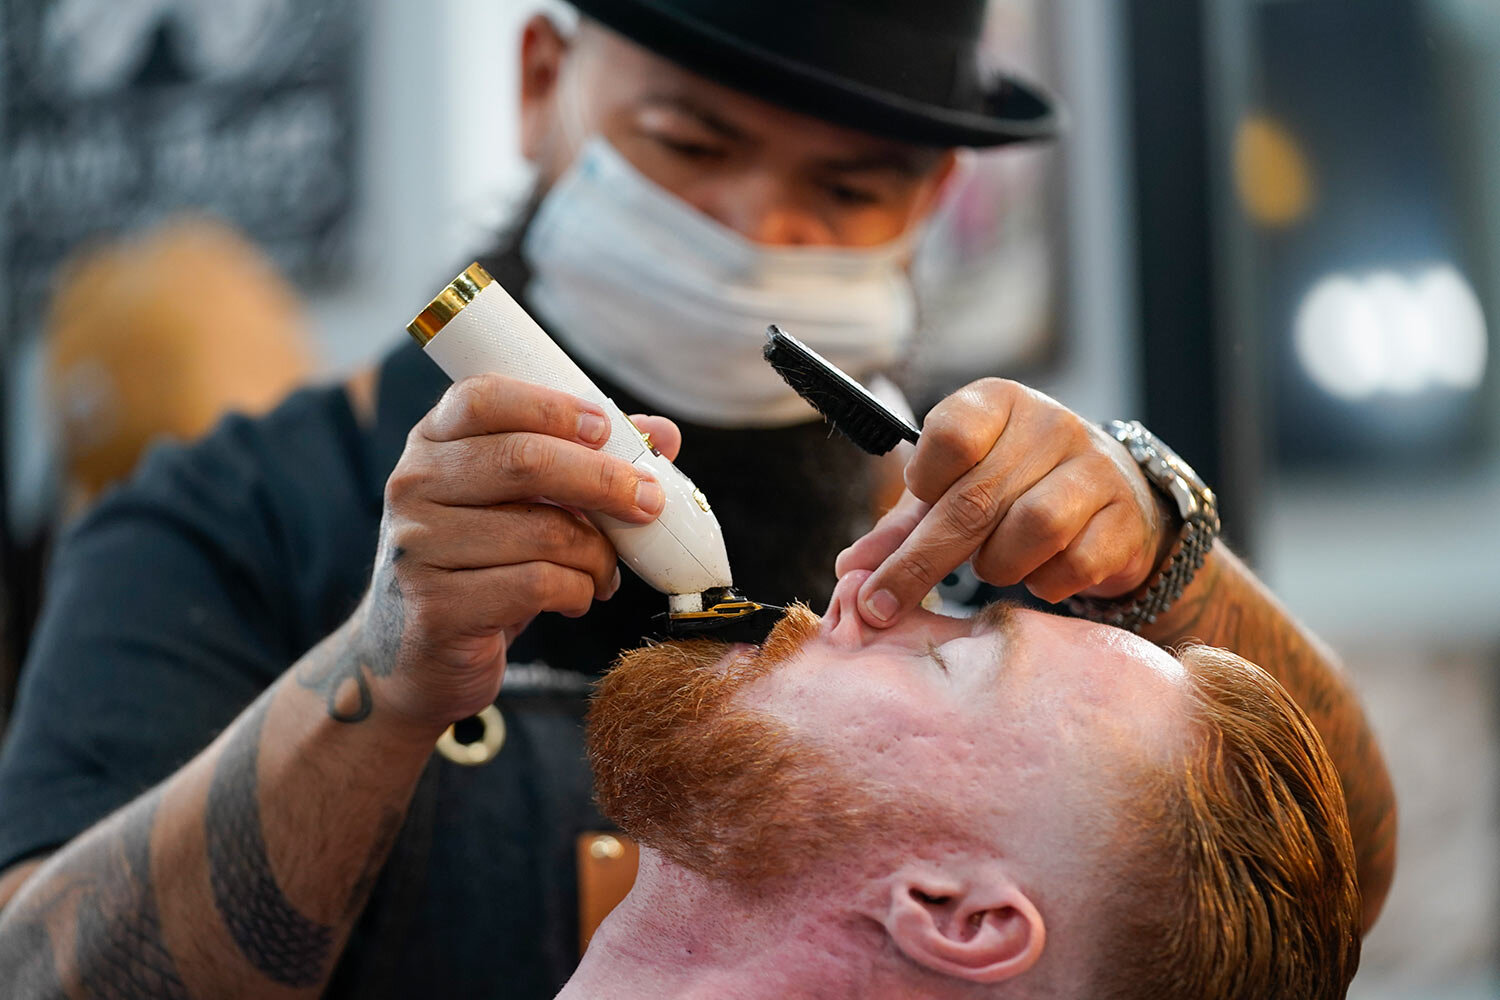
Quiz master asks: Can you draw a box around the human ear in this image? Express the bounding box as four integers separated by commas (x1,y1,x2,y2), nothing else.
883,872,1045,984
900,150,960,238
930,151,963,198
908,150,964,225
518,13,572,163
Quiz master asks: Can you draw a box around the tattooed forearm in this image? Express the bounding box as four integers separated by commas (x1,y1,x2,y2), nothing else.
75,795,193,1000
0,906,67,998
204,697,333,987
1146,543,1397,929
0,792,191,1000
343,809,403,921
295,554,405,724
295,641,376,724
3,567,431,999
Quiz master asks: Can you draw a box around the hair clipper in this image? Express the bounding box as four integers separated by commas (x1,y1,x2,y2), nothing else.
407,264,778,634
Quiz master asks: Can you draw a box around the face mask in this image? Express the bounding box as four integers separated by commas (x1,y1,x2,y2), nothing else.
521,137,919,427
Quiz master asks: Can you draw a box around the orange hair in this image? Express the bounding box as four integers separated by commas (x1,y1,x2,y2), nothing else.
1099,645,1362,999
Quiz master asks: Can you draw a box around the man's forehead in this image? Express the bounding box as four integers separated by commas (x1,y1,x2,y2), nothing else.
573,19,950,171
1027,609,1190,684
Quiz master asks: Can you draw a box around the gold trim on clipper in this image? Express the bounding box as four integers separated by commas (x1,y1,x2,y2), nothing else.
664,588,784,634
668,597,772,624
407,262,495,347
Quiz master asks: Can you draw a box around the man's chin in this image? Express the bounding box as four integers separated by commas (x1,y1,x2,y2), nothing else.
585,607,862,885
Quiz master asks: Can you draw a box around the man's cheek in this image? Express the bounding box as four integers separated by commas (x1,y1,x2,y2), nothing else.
747,673,948,760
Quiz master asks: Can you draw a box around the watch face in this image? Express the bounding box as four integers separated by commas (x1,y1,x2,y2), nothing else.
1120,423,1217,523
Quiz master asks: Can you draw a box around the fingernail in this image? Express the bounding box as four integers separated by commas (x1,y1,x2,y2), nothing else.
865,589,900,624
578,412,609,445
635,479,665,516
604,567,622,600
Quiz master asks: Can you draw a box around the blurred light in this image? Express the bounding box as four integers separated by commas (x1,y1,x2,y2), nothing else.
1235,115,1315,228
1294,265,1489,401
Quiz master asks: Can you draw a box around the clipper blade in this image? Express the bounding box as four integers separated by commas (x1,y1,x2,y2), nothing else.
664,587,785,643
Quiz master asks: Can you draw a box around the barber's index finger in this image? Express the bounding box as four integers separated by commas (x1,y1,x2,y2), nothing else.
422,374,611,447
857,469,1008,625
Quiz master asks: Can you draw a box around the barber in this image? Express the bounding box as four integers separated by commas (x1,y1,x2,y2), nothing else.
0,2,1392,997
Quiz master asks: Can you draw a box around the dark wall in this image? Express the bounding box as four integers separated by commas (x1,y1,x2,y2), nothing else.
1125,0,1261,551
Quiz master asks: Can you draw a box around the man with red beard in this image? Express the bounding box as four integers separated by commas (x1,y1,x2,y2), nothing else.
576,573,1362,1000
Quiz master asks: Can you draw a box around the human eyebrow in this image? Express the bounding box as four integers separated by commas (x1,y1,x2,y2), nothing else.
924,640,950,675
972,600,1018,637
638,93,750,142
969,601,1019,685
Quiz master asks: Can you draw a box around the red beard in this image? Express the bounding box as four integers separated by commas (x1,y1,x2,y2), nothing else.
587,604,877,885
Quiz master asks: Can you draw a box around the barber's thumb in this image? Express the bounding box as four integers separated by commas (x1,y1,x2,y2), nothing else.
629,414,682,462
855,555,940,628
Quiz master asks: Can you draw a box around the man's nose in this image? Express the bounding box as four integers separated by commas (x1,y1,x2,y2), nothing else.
705,174,832,246
822,570,881,649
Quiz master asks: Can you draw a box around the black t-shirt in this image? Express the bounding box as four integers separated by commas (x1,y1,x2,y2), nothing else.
0,262,878,996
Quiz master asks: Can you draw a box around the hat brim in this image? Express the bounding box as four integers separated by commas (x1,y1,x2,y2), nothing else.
567,0,1063,149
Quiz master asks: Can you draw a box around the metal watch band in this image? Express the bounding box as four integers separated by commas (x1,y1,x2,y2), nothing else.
1064,421,1221,633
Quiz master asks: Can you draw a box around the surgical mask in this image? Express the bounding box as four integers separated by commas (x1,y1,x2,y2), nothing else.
521,137,919,427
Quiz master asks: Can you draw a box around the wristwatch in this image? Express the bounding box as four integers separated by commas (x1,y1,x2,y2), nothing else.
1064,420,1221,633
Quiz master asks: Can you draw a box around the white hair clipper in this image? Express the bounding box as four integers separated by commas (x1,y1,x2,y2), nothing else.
407,264,777,633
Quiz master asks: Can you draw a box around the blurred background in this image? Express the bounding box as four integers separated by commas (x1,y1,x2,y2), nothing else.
0,0,1495,995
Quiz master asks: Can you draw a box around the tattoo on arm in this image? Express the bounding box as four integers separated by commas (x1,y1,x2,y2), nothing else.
204,697,333,987
3,551,417,997
74,798,193,1000
202,693,411,989
295,551,406,724
295,640,376,724
0,910,66,999
0,791,191,1000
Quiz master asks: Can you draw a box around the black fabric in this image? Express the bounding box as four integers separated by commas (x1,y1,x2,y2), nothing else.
0,244,878,996
567,0,1060,148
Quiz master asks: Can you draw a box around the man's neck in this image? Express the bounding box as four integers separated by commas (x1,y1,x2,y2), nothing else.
556,851,927,1000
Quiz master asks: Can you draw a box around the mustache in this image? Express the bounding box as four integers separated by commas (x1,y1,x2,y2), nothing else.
585,602,840,884
585,603,822,794
750,601,822,672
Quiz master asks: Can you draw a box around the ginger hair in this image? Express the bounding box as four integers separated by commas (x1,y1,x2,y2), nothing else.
1097,645,1362,999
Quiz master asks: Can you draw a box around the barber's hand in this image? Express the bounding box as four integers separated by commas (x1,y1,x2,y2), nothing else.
357,374,681,729
835,379,1171,628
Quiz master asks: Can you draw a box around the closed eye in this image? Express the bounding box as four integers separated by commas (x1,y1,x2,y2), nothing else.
925,640,950,675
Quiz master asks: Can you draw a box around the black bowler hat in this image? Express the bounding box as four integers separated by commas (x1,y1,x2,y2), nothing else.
565,0,1060,148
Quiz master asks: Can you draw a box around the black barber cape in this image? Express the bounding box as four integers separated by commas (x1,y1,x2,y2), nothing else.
0,248,877,998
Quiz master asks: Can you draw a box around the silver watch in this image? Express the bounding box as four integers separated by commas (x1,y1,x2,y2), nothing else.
1065,420,1221,633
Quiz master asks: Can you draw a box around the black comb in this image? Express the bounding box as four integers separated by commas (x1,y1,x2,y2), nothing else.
763,325,921,456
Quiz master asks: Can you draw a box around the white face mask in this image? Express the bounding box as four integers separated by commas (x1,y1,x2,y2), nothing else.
521,137,919,427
